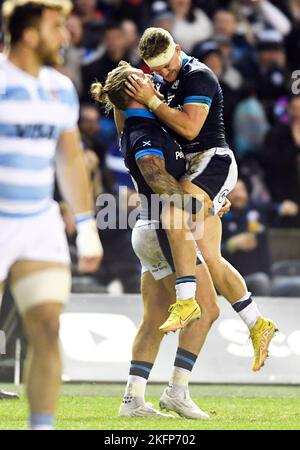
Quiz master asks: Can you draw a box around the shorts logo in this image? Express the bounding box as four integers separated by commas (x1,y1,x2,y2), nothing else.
152,262,168,273
218,189,229,204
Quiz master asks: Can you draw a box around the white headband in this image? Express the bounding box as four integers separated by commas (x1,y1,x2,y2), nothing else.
144,40,177,68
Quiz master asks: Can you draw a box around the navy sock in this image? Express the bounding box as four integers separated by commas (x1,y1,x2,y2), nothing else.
176,276,196,284
232,296,253,312
174,347,197,372
129,360,153,380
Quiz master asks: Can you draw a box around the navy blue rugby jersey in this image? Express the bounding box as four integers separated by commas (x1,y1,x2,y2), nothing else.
153,52,228,153
120,108,186,220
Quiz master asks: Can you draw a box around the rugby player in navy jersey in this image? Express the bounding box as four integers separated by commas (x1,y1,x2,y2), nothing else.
125,27,278,372
91,62,222,419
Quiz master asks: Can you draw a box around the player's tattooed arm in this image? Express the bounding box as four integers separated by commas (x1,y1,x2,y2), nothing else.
137,155,190,210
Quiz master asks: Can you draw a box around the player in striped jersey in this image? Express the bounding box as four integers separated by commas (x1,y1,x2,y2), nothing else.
0,0,103,429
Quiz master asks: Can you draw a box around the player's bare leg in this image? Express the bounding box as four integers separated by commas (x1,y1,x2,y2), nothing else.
159,264,218,419
180,180,278,371
131,272,172,363
161,206,197,281
10,261,70,429
120,265,219,419
119,272,174,417
176,264,219,356
159,205,201,333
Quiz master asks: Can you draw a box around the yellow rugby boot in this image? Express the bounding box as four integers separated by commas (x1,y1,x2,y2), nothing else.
250,317,278,371
159,299,201,333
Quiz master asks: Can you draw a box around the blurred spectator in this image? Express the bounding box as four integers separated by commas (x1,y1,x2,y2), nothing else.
167,0,213,53
233,92,269,161
283,0,300,71
238,157,271,204
121,19,141,66
261,94,300,227
213,9,255,64
195,0,230,17
213,35,244,91
60,15,85,95
79,104,105,160
74,0,105,49
113,0,151,30
79,104,115,193
237,30,290,122
81,22,128,102
230,0,292,41
222,179,300,296
193,39,243,143
151,11,174,33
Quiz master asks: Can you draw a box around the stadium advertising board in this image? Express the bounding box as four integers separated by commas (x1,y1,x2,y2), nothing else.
60,294,300,384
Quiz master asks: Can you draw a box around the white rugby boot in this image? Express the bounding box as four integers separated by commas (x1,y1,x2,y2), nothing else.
159,387,209,420
119,398,174,418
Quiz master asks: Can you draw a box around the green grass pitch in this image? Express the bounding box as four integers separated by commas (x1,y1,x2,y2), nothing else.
0,383,299,430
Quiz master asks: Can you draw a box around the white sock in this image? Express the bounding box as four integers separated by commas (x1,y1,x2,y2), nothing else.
169,367,191,396
238,302,261,329
123,375,147,405
175,280,196,301
233,293,261,330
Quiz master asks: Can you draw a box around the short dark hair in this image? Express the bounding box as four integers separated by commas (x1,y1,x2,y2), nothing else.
6,3,45,45
3,0,71,46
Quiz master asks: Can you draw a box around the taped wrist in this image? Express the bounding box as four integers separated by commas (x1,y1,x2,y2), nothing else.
148,96,163,112
75,213,103,258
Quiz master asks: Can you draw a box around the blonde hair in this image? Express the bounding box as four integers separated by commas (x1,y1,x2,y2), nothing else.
139,27,173,61
90,61,132,113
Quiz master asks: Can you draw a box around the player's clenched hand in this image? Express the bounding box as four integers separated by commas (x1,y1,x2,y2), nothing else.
125,74,158,106
75,215,104,273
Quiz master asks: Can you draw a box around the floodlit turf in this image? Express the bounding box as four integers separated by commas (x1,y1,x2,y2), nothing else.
0,383,299,430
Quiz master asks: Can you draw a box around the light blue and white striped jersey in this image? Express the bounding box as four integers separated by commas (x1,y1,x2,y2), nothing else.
0,54,79,218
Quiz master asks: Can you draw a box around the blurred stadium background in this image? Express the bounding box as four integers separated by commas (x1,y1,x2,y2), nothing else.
0,0,300,429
